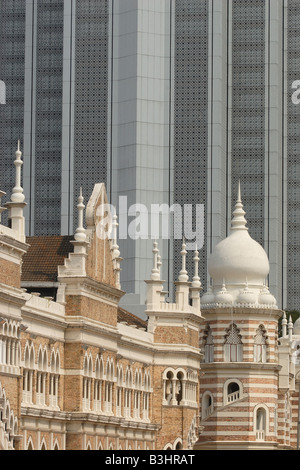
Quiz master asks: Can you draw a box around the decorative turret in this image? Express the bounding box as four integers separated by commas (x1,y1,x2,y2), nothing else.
196,182,283,451
74,188,87,244
282,312,287,338
288,315,294,342
145,241,165,313
190,248,202,311
57,188,89,280
111,214,122,290
5,141,26,242
175,240,190,309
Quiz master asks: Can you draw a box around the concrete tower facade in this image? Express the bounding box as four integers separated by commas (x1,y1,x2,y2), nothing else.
1,1,300,315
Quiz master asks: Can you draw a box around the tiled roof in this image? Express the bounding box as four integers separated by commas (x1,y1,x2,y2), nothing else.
22,235,74,282
22,235,148,330
117,306,147,330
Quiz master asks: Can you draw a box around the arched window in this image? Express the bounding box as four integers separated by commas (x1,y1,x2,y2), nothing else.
227,382,240,401
224,323,243,362
134,369,142,419
163,368,196,407
203,326,214,363
27,438,34,450
37,347,48,406
53,440,59,450
165,370,174,405
104,358,114,414
116,365,123,417
40,438,47,450
164,444,172,450
223,379,243,405
176,371,183,405
254,325,267,363
124,367,133,418
22,343,35,405
254,405,269,441
143,371,151,420
83,353,93,411
49,349,60,409
202,391,213,419
94,356,104,412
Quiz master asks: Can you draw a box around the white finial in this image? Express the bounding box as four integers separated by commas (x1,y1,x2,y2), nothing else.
157,253,162,275
192,249,201,289
0,190,6,223
11,141,25,203
111,214,122,289
231,180,248,232
74,187,86,242
282,312,287,338
151,241,160,281
288,315,294,341
178,239,189,283
112,214,120,258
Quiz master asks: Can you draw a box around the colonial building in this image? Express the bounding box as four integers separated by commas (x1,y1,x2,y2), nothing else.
0,144,300,451
0,144,202,450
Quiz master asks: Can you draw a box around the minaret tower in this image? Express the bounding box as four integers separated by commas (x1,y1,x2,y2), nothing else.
195,183,283,450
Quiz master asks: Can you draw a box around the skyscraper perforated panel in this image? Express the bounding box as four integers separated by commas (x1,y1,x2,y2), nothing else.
0,0,26,222
173,0,209,294
287,0,300,309
231,0,265,246
34,0,64,235
73,0,109,231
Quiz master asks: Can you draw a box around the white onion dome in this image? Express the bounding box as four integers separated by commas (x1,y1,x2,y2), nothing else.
293,317,300,335
214,284,233,306
201,286,215,306
208,184,269,287
257,287,277,307
237,284,257,305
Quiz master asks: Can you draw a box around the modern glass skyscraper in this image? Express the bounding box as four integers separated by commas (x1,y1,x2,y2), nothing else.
1,0,300,313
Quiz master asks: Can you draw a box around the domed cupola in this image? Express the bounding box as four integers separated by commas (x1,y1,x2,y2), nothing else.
202,182,278,308
236,282,257,306
257,286,277,308
214,283,233,307
293,316,300,335
208,182,270,289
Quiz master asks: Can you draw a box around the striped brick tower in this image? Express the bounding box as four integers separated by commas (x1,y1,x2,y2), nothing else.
195,183,283,450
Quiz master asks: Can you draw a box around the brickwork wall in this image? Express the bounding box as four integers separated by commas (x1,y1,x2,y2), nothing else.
64,295,118,326
0,257,20,288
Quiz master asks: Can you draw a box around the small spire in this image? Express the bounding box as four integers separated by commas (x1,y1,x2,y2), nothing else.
74,187,86,242
112,214,120,258
0,190,6,223
191,249,201,289
178,239,189,283
282,312,287,338
11,140,25,204
288,315,294,341
157,253,162,276
110,214,122,290
151,241,160,281
231,180,248,232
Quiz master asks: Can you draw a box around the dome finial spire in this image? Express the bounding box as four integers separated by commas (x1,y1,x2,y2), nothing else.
178,238,189,282
231,180,248,232
74,187,86,242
